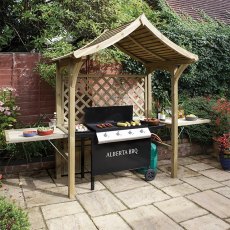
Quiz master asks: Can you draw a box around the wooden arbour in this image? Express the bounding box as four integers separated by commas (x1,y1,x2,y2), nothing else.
52,14,198,198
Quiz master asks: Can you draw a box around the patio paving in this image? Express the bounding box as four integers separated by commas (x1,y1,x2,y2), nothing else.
1,154,230,229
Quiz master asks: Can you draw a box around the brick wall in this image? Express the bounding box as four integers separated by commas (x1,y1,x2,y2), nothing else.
0,53,55,124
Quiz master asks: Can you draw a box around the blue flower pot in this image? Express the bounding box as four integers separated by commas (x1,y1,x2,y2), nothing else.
219,153,230,170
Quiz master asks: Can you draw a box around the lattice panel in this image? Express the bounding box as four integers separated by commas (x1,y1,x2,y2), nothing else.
63,74,146,123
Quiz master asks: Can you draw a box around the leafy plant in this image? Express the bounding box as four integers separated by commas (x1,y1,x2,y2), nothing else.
214,133,230,151
181,96,214,144
0,87,20,150
0,196,30,230
211,98,230,138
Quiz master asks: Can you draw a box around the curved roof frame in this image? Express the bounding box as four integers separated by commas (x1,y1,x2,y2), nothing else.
52,14,198,70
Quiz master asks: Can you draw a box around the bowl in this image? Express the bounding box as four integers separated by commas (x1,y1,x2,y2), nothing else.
185,116,198,121
37,129,54,136
23,130,37,137
142,118,160,126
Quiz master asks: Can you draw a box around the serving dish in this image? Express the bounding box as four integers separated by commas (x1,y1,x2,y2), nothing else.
141,118,160,126
23,130,37,137
37,127,54,136
185,116,198,121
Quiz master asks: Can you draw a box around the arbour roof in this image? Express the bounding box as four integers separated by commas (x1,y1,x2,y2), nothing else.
53,14,198,70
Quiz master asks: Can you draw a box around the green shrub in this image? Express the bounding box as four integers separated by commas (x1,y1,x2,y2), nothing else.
0,197,30,230
182,96,214,144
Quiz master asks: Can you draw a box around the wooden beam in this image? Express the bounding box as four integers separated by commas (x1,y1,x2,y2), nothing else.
68,59,84,199
170,64,189,178
115,43,146,64
128,35,165,61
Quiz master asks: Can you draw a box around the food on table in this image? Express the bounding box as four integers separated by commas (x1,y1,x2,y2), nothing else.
96,123,113,129
185,114,198,121
37,127,54,136
117,122,128,127
76,124,88,132
143,118,160,126
186,114,196,117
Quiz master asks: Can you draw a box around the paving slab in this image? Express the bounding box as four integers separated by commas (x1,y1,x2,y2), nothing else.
200,158,222,168
213,186,230,199
158,165,199,178
185,163,214,171
41,201,84,220
77,190,126,217
19,170,50,178
112,170,135,177
52,175,89,187
115,185,170,208
178,157,199,166
0,181,25,208
181,214,230,230
182,175,223,190
27,207,46,230
100,174,148,193
119,205,183,230
200,169,230,182
93,214,131,230
187,190,230,218
190,154,212,160
20,177,56,192
154,197,208,222
149,172,182,189
76,180,105,194
24,186,71,208
162,183,199,197
46,213,97,230
157,159,171,166
222,180,230,187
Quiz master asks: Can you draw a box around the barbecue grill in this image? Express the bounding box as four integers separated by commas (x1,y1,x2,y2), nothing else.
84,105,156,189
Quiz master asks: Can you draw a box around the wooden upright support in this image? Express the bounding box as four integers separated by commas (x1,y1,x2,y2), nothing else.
68,59,84,199
146,73,153,117
55,62,62,179
170,64,188,177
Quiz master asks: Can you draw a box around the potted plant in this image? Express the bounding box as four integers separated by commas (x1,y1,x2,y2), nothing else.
214,133,230,170
212,98,230,170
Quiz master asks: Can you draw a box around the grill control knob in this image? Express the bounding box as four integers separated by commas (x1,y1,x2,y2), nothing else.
116,131,120,136
140,129,144,133
128,130,133,135
104,133,108,137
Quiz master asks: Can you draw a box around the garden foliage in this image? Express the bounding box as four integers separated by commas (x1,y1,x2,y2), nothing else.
0,87,20,150
0,196,30,230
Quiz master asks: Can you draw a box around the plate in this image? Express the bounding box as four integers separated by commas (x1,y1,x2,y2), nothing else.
23,130,37,137
185,116,198,121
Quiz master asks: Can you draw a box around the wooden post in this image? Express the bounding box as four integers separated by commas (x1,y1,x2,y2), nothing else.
171,64,188,177
147,73,152,117
55,62,62,179
68,59,84,199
